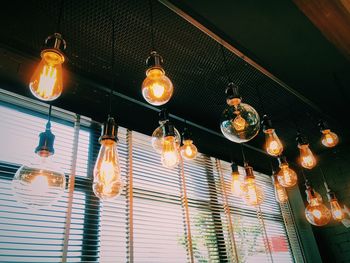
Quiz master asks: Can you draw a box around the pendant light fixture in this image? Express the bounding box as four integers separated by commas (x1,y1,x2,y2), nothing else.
151,109,181,154
180,126,198,160
320,168,344,221
296,132,317,169
29,0,66,101
92,18,123,200
262,115,283,156
12,105,66,208
239,145,264,206
272,169,288,204
304,180,331,226
141,0,173,106
160,121,180,168
219,45,260,143
276,155,298,188
230,162,244,197
318,120,339,148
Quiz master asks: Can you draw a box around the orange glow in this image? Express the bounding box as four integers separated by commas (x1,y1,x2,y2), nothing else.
180,140,198,160
231,172,243,197
161,136,179,168
298,144,316,169
29,50,64,101
321,129,339,148
142,68,173,106
330,199,344,221
305,189,331,226
277,164,297,188
264,129,283,156
273,177,288,204
242,177,264,206
232,113,247,131
93,139,123,200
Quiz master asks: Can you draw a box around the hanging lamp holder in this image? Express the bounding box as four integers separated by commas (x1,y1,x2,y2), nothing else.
162,121,175,137
244,163,255,179
182,127,192,141
262,114,273,132
225,82,241,105
42,33,66,54
296,132,309,146
146,51,163,69
231,162,239,173
100,116,118,142
327,191,336,201
35,121,55,157
318,120,329,132
158,108,169,123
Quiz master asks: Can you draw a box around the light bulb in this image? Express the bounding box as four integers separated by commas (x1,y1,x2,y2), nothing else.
93,117,123,200
180,139,198,160
264,129,283,156
12,122,65,209
242,165,264,206
305,186,331,226
29,33,66,101
276,157,297,188
272,175,288,204
321,130,339,148
220,83,260,143
142,52,173,106
298,144,316,169
13,154,66,209
231,171,243,197
330,199,344,221
161,136,180,168
151,110,181,153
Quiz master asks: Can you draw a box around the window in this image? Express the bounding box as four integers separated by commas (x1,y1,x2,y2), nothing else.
0,89,303,262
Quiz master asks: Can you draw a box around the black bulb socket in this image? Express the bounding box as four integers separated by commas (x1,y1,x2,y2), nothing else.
35,122,55,156
327,191,337,201
42,33,66,57
296,132,309,146
163,122,176,137
158,108,169,123
318,120,329,133
225,82,241,105
146,51,164,69
100,116,118,142
182,127,192,141
231,162,239,173
262,114,273,132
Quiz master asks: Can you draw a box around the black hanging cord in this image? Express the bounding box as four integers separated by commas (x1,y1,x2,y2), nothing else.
301,168,307,183
148,0,156,51
56,0,64,33
46,104,52,129
269,158,275,174
220,44,232,83
255,86,266,115
240,144,247,165
109,17,116,115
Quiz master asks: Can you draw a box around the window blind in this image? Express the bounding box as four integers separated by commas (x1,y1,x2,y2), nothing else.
0,89,304,263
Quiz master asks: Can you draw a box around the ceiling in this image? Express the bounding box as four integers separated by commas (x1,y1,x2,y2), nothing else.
0,0,349,173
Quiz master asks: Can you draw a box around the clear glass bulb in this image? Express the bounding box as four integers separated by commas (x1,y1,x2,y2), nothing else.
12,154,66,209
220,102,260,143
273,177,288,204
298,144,317,169
242,177,264,206
305,197,331,226
142,68,173,106
231,172,243,197
151,123,181,154
277,164,298,188
93,139,123,200
321,129,339,148
330,199,344,221
29,50,64,101
264,129,283,156
180,139,198,160
161,136,180,168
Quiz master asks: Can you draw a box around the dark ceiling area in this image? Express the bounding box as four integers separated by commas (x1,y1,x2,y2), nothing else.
0,0,349,174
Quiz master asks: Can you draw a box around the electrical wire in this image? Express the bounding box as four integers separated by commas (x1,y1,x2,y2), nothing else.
56,0,64,33
148,0,156,51
240,144,247,166
109,17,116,115
220,44,232,83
